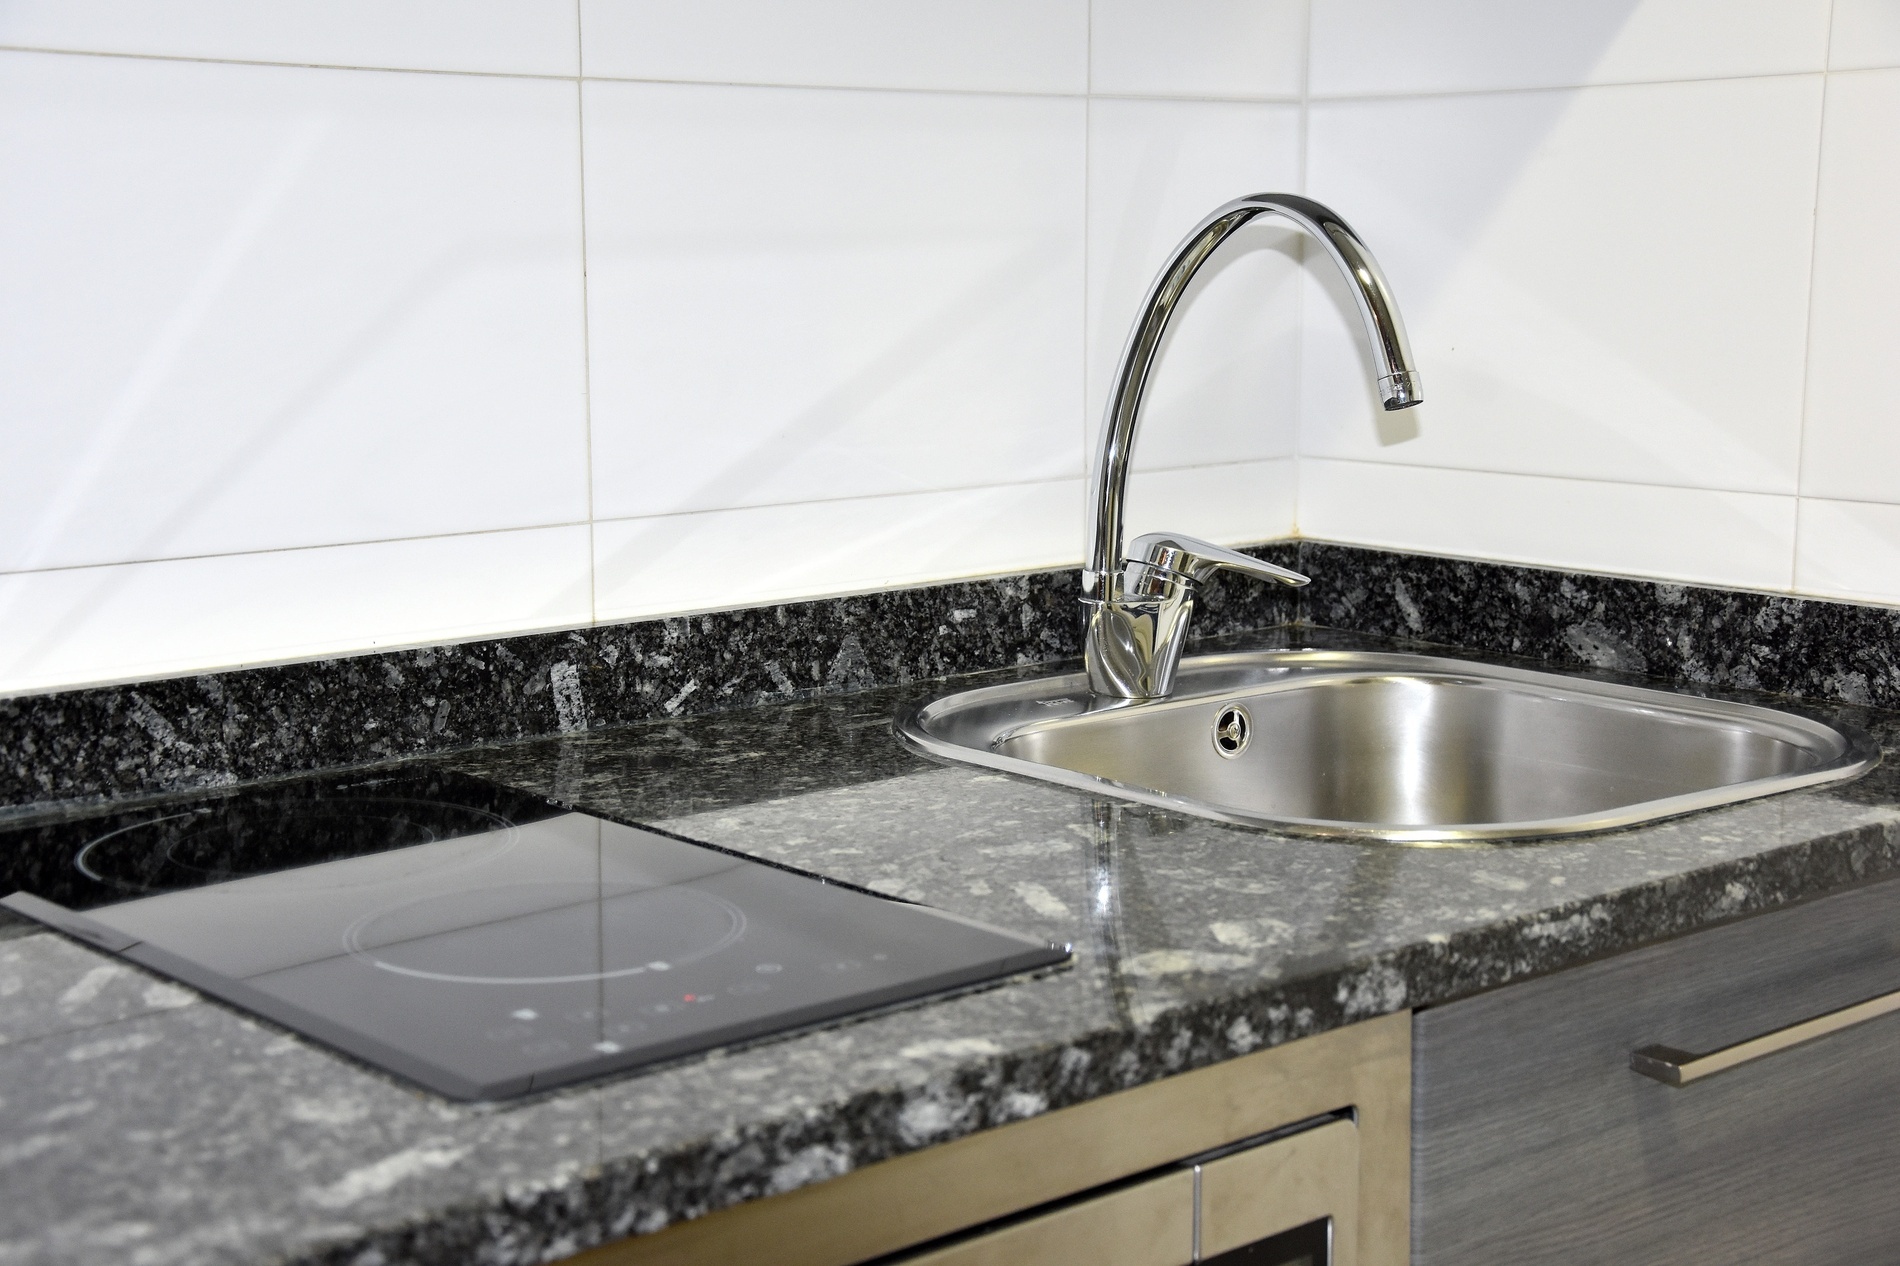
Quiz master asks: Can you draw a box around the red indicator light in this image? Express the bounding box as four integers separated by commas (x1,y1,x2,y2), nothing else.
683,994,696,1002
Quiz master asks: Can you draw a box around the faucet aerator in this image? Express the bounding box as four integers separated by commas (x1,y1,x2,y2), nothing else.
1379,370,1424,410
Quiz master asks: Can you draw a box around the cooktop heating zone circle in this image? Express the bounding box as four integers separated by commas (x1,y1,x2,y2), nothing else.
73,799,520,894
342,881,749,985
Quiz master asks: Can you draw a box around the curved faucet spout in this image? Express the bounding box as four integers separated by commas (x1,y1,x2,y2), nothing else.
1081,193,1422,699
1083,193,1420,600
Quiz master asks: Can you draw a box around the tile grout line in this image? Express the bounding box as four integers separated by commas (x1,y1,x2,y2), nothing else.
21,455,1855,585
1082,3,1096,500
1296,0,1313,189
9,464,1229,580
1291,0,1314,538
578,8,606,1157
574,0,599,627
4,40,1875,103
1301,64,1835,104
1790,0,1840,596
0,41,1288,103
1303,454,1813,502
0,41,579,79
0,521,597,580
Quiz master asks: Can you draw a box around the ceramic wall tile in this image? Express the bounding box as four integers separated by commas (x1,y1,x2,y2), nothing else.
0,526,593,696
583,81,1085,522
1309,0,1830,96
1300,77,1821,497
1799,69,1900,505
1089,0,1305,98
1299,459,1798,590
0,1,578,75
1123,458,1299,547
1830,0,1900,69
1796,498,1900,607
579,0,1088,93
591,480,1082,623
0,52,589,573
1086,98,1303,475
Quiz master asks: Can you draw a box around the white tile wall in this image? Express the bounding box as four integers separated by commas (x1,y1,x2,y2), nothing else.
1127,458,1299,546
593,482,1081,623
0,0,580,76
1086,97,1303,478
4,3,1898,695
1831,0,1900,69
1089,0,1306,99
589,457,1299,626
0,51,590,577
1800,68,1900,504
1301,77,1823,494
1796,499,1900,603
1309,0,1831,96
579,0,1088,93
0,526,593,695
1300,460,1797,590
582,81,1086,520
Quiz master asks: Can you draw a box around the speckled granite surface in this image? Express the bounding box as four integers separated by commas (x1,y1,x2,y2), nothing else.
0,550,1299,813
1299,542,1900,712
9,540,1899,815
2,627,1898,1266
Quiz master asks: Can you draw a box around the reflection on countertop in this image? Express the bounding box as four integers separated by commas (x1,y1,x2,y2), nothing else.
1,627,1898,1266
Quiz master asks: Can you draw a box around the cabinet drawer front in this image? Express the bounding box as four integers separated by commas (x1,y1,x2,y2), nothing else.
1200,1117,1358,1264
900,1169,1193,1266
1414,877,1900,1265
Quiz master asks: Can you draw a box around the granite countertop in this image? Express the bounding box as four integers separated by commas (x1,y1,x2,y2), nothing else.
4,627,1900,1266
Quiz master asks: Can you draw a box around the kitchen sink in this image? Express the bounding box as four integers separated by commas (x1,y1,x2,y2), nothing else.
897,650,1879,843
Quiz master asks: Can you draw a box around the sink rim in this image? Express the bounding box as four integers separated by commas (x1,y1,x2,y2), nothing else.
895,649,1883,845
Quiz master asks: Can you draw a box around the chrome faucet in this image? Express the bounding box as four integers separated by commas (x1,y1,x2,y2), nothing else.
1082,193,1424,700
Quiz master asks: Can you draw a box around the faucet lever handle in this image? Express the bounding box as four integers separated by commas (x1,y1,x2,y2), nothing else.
1127,532,1309,589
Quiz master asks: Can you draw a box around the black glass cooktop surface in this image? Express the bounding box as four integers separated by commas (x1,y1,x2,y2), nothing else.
0,769,1068,1100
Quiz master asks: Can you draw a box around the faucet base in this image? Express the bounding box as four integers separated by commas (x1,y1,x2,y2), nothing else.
1082,596,1196,699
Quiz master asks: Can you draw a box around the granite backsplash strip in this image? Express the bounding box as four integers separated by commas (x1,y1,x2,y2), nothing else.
1297,542,1900,712
8,537,1899,813
0,549,1302,811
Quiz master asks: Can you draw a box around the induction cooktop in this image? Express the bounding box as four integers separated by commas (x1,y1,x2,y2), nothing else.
0,769,1069,1100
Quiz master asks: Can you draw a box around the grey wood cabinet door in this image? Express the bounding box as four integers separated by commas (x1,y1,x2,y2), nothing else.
1413,877,1900,1264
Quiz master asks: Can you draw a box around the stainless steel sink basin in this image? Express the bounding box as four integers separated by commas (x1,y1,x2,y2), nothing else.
897,650,1879,843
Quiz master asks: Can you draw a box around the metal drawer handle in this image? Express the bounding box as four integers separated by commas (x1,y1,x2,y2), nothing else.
1631,987,1900,1086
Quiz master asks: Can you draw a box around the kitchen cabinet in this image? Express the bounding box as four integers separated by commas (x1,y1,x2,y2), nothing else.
1413,876,1900,1263
896,1162,1196,1266
568,1011,1408,1266
897,1113,1356,1265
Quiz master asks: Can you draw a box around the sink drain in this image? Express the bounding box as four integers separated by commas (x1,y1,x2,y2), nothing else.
1213,704,1251,758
